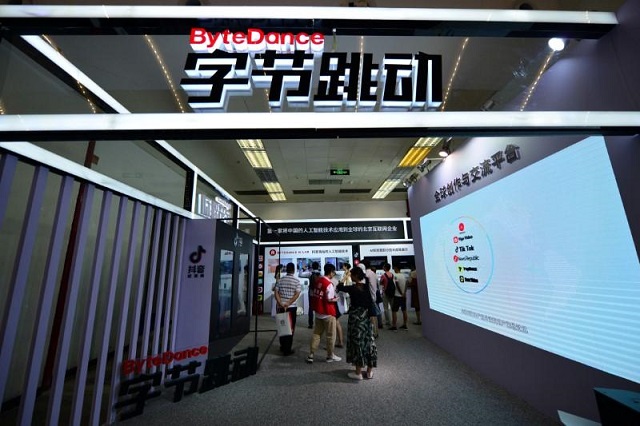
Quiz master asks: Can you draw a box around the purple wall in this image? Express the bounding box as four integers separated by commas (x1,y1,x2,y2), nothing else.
409,0,640,421
174,218,217,372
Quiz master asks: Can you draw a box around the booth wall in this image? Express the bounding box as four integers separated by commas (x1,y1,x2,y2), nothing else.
409,0,640,421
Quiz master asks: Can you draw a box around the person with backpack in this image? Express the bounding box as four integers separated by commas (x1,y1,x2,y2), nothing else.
380,263,395,328
390,265,408,331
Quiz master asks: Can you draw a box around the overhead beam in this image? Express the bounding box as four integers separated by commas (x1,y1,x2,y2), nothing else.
0,111,638,141
0,5,617,38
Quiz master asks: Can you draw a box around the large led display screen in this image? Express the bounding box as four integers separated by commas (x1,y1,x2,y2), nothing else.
420,136,640,383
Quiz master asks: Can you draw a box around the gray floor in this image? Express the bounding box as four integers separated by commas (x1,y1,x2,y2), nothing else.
122,313,559,426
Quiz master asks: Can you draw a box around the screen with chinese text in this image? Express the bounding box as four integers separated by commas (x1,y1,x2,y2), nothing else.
420,136,640,383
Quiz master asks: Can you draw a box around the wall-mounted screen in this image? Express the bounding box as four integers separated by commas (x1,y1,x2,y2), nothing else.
420,136,640,383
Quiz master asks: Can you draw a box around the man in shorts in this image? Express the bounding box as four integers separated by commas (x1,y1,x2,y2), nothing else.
390,265,408,331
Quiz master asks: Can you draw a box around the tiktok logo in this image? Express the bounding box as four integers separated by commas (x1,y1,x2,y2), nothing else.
187,245,207,279
189,245,206,264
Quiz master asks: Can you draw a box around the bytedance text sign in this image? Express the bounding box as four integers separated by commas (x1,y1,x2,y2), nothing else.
181,27,442,111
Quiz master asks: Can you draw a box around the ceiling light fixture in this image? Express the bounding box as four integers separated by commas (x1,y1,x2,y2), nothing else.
548,38,565,52
413,137,440,148
237,138,286,200
243,150,272,169
398,147,430,167
439,137,453,158
263,182,283,193
372,178,402,199
237,139,264,150
263,182,286,202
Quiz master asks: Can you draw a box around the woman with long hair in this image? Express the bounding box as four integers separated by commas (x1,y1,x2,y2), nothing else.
336,266,377,380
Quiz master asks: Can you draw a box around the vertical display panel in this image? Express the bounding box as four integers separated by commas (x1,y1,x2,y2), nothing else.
420,136,640,383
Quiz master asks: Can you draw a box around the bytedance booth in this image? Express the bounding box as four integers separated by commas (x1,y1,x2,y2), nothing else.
174,219,255,364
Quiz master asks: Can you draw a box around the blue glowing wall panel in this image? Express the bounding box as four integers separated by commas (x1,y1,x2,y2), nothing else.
420,136,640,383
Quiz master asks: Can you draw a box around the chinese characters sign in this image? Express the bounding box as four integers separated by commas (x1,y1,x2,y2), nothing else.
261,220,407,242
435,144,521,203
115,346,258,420
181,28,442,111
196,193,232,219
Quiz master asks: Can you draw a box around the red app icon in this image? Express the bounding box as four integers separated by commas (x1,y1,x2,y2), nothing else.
458,223,465,232
453,255,459,262
453,236,459,243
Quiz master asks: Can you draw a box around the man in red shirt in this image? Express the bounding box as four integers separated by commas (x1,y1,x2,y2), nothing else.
306,263,342,364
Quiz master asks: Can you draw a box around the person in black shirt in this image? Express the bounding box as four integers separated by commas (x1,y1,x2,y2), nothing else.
336,267,378,380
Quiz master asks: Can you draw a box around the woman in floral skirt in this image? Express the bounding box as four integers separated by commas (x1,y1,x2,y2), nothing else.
336,266,377,380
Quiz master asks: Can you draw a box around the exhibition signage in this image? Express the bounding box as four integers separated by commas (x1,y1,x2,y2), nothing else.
182,27,443,110
360,243,415,258
434,143,521,203
261,220,407,242
421,136,640,383
196,193,232,219
115,346,258,420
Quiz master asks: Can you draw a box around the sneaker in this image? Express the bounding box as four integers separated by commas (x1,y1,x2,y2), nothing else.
413,321,422,325
306,355,314,364
347,372,363,380
326,354,342,363
389,326,398,331
283,349,296,356
400,325,408,330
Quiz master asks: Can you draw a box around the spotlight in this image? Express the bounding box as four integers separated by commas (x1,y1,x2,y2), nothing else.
439,137,452,158
548,38,565,52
